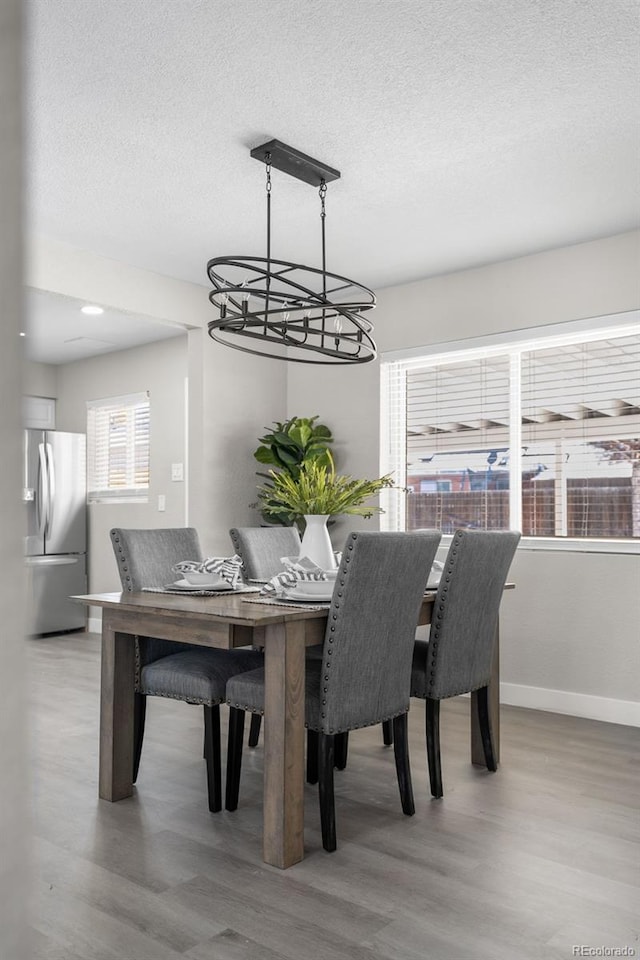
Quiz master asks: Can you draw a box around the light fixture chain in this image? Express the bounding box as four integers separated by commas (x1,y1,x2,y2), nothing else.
265,152,272,324
319,179,327,324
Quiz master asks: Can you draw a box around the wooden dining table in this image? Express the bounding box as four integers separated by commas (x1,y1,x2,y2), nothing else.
74,587,504,869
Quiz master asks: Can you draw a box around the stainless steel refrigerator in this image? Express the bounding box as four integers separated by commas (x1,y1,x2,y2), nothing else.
24,430,87,634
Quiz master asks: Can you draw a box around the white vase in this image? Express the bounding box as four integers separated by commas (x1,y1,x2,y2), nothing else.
299,514,336,571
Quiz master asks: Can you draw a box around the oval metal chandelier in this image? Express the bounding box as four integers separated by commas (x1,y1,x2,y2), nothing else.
207,139,376,364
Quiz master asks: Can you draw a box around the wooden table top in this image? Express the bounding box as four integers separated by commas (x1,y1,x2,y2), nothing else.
73,583,513,628
72,590,336,626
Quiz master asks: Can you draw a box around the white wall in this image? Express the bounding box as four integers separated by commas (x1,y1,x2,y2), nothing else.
287,231,640,725
0,0,28,954
23,360,56,399
187,326,287,555
55,337,189,593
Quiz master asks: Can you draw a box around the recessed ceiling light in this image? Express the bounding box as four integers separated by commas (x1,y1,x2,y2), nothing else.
19,331,26,337
80,304,104,316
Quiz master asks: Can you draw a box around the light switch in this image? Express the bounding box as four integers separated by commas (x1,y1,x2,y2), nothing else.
171,462,184,481
157,494,166,512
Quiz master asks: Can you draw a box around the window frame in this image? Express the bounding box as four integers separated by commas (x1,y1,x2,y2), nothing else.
380,310,640,555
86,391,150,504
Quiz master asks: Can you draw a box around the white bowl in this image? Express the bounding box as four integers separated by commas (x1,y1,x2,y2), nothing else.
183,571,226,587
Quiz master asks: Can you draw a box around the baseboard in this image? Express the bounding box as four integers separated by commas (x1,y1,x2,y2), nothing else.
500,682,640,727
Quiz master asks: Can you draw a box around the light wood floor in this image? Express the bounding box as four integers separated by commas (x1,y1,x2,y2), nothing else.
27,631,639,960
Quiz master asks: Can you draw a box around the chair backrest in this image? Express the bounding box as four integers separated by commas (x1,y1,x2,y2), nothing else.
320,530,441,734
425,529,520,700
229,526,301,580
110,527,203,591
110,527,203,668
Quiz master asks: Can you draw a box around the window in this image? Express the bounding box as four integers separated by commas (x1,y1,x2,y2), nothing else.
87,392,150,502
381,313,640,545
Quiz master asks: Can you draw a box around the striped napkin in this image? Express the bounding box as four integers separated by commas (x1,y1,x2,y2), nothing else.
260,555,333,597
172,554,244,588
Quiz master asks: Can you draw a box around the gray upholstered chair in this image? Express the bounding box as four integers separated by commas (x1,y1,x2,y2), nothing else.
410,528,520,798
225,530,442,851
229,526,302,580
229,525,302,747
110,527,262,812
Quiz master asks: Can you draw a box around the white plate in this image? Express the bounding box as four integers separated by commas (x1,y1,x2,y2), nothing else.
169,579,234,592
278,595,332,604
281,589,333,602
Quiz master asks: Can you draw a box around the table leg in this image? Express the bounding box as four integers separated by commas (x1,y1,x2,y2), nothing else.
99,618,135,801
471,621,500,766
262,619,306,868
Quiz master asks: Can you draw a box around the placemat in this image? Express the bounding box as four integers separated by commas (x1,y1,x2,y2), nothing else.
142,585,261,597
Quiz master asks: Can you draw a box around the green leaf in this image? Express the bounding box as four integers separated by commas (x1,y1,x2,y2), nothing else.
270,430,298,447
254,445,277,465
287,426,306,449
297,423,313,446
277,448,299,465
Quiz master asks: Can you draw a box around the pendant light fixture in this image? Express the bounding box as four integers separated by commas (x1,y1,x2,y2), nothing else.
207,139,376,364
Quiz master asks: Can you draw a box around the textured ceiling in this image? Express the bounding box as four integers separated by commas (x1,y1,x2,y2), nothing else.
26,0,639,298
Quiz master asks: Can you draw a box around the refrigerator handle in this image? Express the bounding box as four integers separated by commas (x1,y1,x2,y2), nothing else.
37,442,49,538
45,442,55,535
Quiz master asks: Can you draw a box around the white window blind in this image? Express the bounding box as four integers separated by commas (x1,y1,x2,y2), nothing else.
521,335,640,539
404,355,512,533
381,315,640,543
87,392,150,502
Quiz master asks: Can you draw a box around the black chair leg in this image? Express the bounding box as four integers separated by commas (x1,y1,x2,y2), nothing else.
318,733,337,852
248,713,261,748
334,732,349,770
393,713,415,815
307,729,319,784
382,719,394,746
425,697,443,799
203,705,222,813
477,685,497,772
225,707,246,811
133,692,146,783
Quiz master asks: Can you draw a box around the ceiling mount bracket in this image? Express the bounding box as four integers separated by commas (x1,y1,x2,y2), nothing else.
249,139,340,187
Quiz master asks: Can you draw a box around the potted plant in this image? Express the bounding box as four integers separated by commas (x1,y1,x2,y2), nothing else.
257,460,394,569
252,416,334,526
